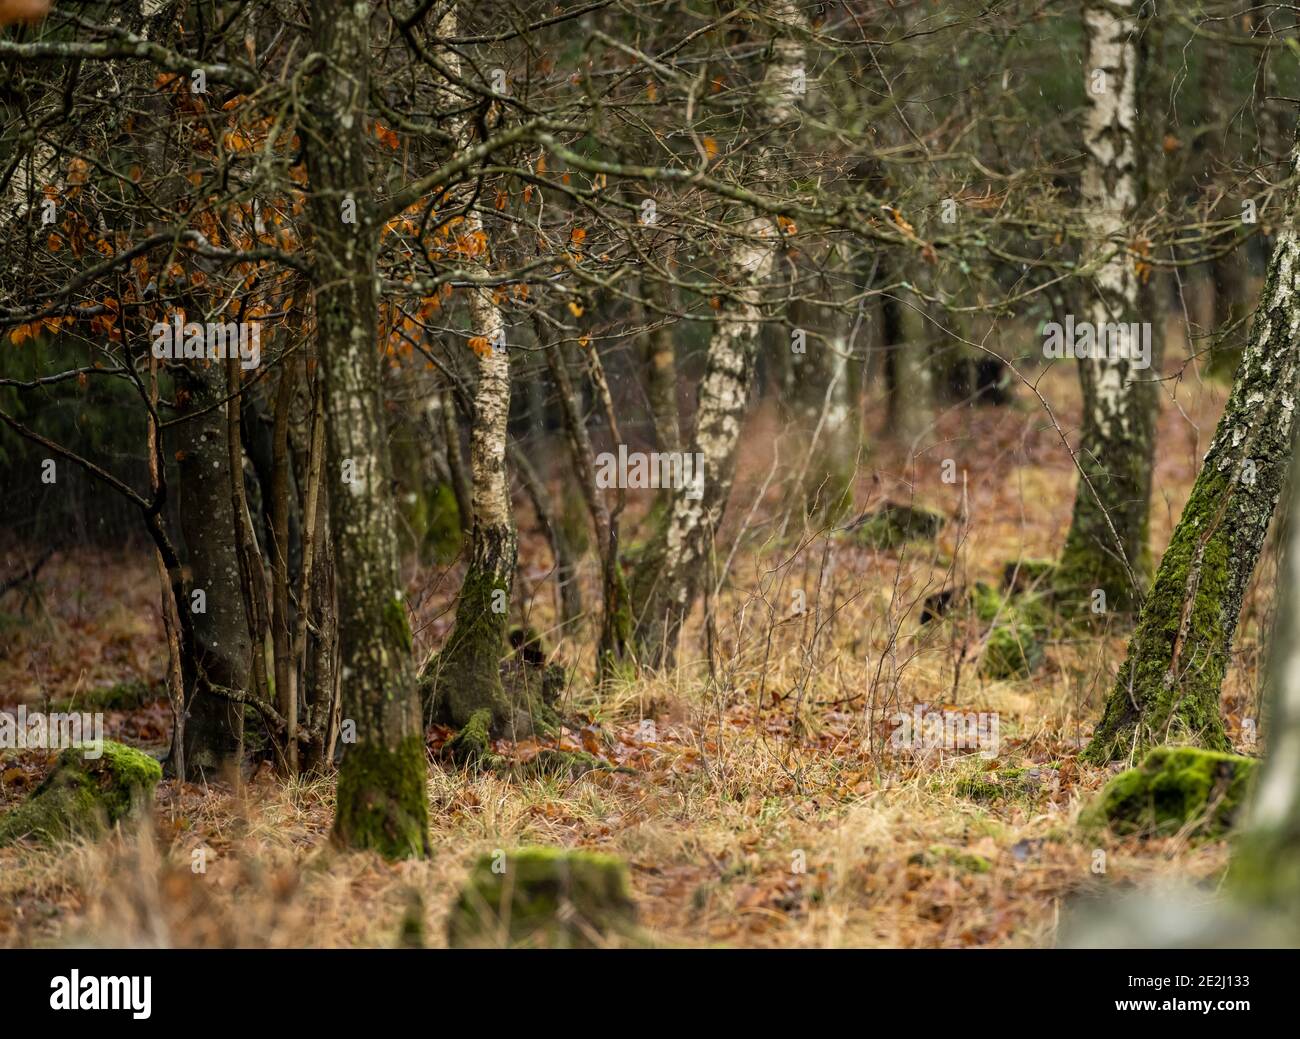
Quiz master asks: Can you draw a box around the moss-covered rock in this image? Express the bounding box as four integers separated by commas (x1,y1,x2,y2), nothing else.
920,581,1049,678
981,620,1044,679
972,582,1049,680
447,846,640,948
0,741,161,845
847,502,945,550
1080,746,1258,840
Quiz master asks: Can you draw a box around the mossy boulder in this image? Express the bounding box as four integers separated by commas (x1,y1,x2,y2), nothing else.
971,583,1049,680
847,502,945,550
0,741,162,845
921,582,1049,682
447,846,639,948
981,620,1044,679
1080,746,1258,840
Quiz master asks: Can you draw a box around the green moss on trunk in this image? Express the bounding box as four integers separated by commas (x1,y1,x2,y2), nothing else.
431,535,564,749
598,559,635,679
333,735,430,859
1084,472,1235,764
445,708,493,767
437,558,513,730
1084,176,1300,763
1056,505,1151,619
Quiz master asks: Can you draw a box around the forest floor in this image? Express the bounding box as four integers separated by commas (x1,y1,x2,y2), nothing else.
0,351,1271,948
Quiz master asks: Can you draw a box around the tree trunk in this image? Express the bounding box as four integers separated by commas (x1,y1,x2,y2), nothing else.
431,386,474,534
1234,425,1300,904
269,365,298,775
1208,243,1250,381
305,0,428,858
1198,26,1251,382
641,274,682,454
509,441,582,628
632,0,807,667
786,293,859,520
1083,131,1300,765
542,326,632,671
436,284,520,732
1057,0,1159,616
880,265,933,450
175,362,250,779
422,5,528,737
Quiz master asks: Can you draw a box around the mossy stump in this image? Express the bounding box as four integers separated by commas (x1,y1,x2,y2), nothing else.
447,846,639,948
1080,746,1257,840
0,741,162,846
423,626,565,759
847,502,945,550
971,582,1049,680
981,620,1044,680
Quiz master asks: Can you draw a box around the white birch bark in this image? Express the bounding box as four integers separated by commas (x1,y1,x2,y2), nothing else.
635,0,808,665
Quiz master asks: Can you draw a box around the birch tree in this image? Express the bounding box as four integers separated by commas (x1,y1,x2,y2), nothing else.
413,6,527,739
1084,129,1300,765
1056,0,1159,616
633,0,808,667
